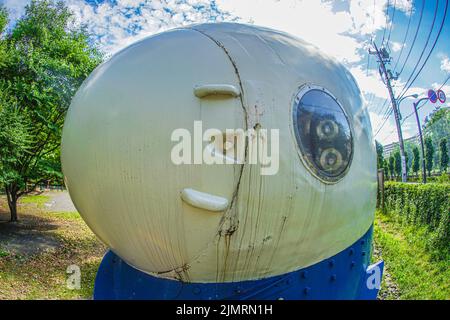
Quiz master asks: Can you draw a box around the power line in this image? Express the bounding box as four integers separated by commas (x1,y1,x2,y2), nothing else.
398,0,448,99
397,0,425,76
378,74,450,142
374,106,394,138
397,0,443,99
381,0,391,46
392,2,414,72
400,74,450,122
386,0,397,46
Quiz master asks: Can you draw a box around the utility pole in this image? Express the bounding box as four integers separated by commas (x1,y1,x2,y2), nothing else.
369,42,407,182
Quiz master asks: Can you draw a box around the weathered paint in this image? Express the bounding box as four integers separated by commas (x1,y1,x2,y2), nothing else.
61,23,377,283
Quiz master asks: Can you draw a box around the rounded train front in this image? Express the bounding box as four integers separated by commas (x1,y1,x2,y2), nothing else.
61,23,384,300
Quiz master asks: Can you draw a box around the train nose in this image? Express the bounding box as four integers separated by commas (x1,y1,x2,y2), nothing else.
61,27,245,274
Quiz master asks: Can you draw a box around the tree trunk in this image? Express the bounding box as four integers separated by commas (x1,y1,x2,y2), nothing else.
5,185,19,222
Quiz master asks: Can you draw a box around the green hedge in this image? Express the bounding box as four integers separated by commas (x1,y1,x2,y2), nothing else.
383,182,449,258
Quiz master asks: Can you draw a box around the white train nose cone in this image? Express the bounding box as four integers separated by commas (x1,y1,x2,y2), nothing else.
62,23,376,283
62,27,245,273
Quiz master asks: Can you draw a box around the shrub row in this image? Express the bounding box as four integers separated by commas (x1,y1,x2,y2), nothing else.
382,182,449,258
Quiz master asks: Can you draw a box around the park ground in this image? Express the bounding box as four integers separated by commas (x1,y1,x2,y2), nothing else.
0,192,448,300
0,192,106,299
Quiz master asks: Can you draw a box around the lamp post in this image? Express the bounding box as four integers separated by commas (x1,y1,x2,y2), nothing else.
412,97,429,183
397,94,419,119
395,94,419,181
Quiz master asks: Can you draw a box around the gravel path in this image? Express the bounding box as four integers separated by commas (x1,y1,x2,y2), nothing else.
372,245,401,300
43,191,77,212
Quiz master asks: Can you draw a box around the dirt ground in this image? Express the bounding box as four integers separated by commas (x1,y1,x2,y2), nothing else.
0,191,106,299
0,191,76,256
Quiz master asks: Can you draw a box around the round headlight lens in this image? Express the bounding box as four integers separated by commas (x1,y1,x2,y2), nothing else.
293,86,353,182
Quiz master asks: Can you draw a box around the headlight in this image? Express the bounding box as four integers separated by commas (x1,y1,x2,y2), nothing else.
293,85,353,183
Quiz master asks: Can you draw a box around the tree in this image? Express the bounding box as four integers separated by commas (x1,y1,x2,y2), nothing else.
405,151,410,175
423,108,449,170
394,150,401,179
412,146,420,177
0,0,102,221
440,138,448,173
375,140,384,170
425,137,434,177
382,158,389,179
0,103,32,221
388,155,395,179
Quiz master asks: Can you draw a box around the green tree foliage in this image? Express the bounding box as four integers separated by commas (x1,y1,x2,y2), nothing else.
412,146,420,177
405,151,409,175
388,155,395,179
404,139,417,174
425,137,434,177
423,108,450,170
0,103,32,221
382,158,389,179
439,138,448,173
394,150,401,179
0,0,102,221
375,140,384,169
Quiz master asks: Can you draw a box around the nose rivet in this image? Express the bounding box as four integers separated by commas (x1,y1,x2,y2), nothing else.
329,259,335,268
330,274,337,282
362,251,366,256
350,261,356,268
193,287,201,295
301,271,308,279
349,248,354,256
303,287,310,295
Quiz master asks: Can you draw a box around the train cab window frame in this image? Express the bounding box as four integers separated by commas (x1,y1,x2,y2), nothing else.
292,84,354,184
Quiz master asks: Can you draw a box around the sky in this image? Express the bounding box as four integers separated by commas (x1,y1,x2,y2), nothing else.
1,0,449,145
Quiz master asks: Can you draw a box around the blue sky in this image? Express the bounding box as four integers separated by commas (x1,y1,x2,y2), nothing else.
1,0,449,145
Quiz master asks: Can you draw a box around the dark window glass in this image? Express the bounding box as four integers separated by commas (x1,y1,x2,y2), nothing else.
293,88,353,182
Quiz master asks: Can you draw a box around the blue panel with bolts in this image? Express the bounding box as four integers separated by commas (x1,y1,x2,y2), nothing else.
94,225,383,300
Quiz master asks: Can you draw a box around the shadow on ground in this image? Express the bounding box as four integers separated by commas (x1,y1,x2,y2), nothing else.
0,210,62,256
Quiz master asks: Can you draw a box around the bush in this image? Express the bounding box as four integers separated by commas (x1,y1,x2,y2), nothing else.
436,173,450,184
383,182,450,259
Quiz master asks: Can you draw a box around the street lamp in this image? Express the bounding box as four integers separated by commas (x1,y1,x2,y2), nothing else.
397,94,419,120
394,93,419,182
412,96,429,184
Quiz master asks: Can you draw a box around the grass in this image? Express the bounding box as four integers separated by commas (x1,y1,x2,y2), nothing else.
0,248,8,258
1,193,448,300
0,193,106,299
19,194,51,208
373,210,450,300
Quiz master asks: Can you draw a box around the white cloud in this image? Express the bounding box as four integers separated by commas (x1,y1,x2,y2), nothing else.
440,55,450,73
390,41,402,52
348,0,388,36
348,0,412,36
64,0,239,54
2,0,413,62
216,0,364,63
350,66,388,99
0,0,436,141
370,111,398,144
